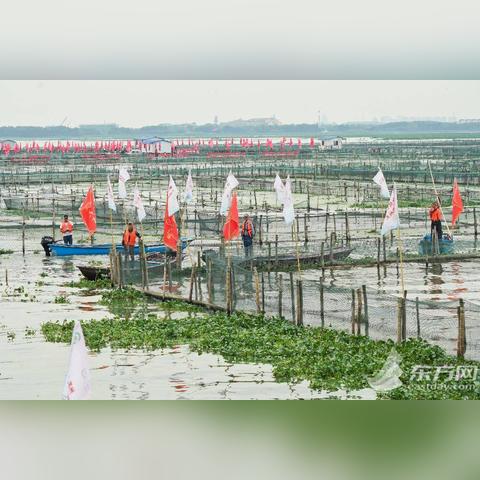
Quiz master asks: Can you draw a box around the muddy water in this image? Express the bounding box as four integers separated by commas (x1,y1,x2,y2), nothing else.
0,235,378,399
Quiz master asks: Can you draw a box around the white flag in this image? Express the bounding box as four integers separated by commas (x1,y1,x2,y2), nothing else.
381,185,400,236
184,170,194,203
118,167,130,199
167,176,180,216
63,320,91,400
373,168,390,199
274,174,286,204
107,175,116,212
220,172,239,215
133,186,146,222
283,176,295,225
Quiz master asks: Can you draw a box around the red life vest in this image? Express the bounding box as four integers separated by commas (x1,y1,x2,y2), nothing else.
123,228,137,246
60,221,73,234
241,220,253,237
430,207,442,222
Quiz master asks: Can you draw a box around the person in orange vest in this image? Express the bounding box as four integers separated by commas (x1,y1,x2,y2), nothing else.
429,200,443,240
122,222,141,261
60,214,74,245
241,215,255,257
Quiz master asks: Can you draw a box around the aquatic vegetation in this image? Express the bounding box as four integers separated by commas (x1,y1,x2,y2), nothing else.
24,327,36,337
41,305,480,399
6,331,15,341
63,278,111,290
54,294,70,304
0,249,14,255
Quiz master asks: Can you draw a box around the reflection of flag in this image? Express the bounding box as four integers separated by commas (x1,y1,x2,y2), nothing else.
133,187,146,222
274,174,286,204
118,167,130,199
184,170,194,203
373,168,390,199
223,192,240,241
283,176,295,225
167,176,180,215
381,185,400,236
63,320,91,400
219,172,239,215
163,194,179,251
79,186,96,235
107,175,116,212
452,178,464,227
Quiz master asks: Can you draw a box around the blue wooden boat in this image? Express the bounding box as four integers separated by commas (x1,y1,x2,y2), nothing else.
418,234,454,256
49,238,189,257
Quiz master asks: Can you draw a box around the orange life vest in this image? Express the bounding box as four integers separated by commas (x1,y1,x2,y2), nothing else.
429,207,442,222
123,228,137,246
241,220,253,237
60,221,73,234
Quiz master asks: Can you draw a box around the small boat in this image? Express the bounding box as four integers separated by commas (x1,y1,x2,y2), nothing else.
418,234,454,256
77,265,110,281
77,256,177,281
49,238,189,257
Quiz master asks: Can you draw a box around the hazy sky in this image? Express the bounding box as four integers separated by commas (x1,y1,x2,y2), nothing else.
1,81,479,127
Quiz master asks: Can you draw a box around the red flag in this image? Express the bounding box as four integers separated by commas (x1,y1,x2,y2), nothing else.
79,186,96,235
163,196,179,251
452,178,463,227
223,192,240,241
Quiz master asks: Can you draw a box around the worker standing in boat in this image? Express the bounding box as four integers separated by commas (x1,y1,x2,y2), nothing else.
429,200,443,240
60,215,74,245
241,215,255,257
122,222,142,261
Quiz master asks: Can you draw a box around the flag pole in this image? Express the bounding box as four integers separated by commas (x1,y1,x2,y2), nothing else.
396,224,406,295
294,217,302,276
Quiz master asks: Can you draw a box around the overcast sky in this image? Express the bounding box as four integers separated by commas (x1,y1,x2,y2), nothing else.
1,81,479,127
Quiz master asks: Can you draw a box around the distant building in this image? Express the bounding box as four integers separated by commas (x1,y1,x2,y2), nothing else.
318,136,343,150
0,139,17,147
138,136,172,154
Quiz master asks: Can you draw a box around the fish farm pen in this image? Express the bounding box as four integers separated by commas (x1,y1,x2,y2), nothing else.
1,137,480,362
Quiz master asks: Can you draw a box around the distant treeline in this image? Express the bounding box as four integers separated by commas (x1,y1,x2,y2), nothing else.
0,121,480,140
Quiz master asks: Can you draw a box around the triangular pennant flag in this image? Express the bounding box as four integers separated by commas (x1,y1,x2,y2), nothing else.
184,170,194,203
219,172,239,216
223,192,240,241
133,186,146,222
452,178,463,227
107,175,116,212
373,168,390,199
118,167,130,199
79,186,96,235
167,176,180,216
381,185,400,236
274,174,286,204
283,176,295,225
163,195,179,251
62,320,91,400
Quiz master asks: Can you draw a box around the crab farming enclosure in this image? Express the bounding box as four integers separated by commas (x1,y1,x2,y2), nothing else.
1,136,480,370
